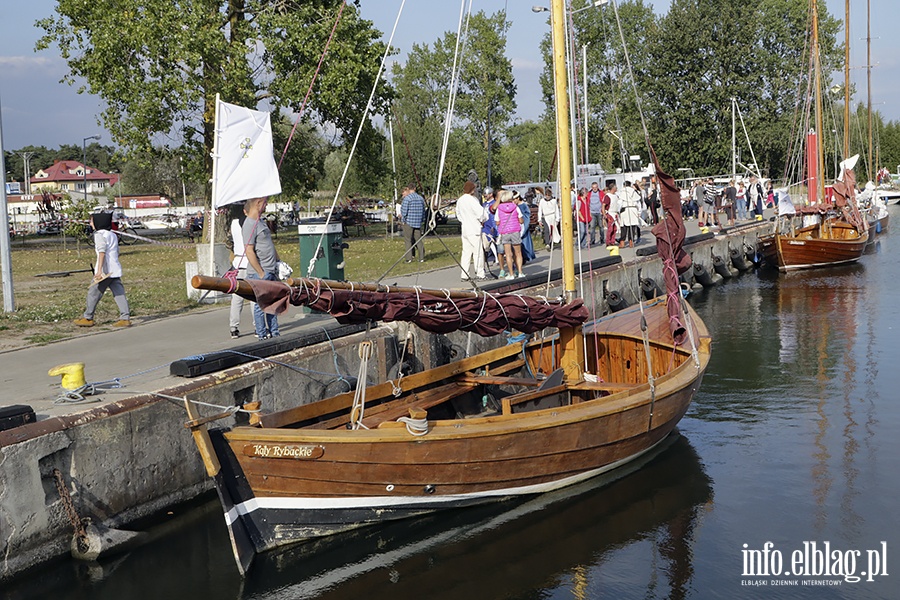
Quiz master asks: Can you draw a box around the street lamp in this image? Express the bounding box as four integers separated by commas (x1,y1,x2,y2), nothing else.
532,0,607,14
82,134,101,205
535,150,542,181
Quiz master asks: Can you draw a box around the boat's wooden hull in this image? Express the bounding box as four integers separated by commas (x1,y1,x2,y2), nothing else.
193,298,710,573
758,221,868,271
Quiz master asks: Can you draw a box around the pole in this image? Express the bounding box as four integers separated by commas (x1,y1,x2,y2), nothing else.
486,108,492,188
0,94,16,312
812,0,825,201
731,98,736,180
180,156,188,212
82,134,100,206
843,0,850,159
566,6,580,191
583,44,589,165
550,0,583,378
208,94,222,281
82,140,88,205
388,108,398,236
20,152,34,196
866,0,873,181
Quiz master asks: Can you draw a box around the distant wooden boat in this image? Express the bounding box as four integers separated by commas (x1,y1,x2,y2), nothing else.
758,219,868,271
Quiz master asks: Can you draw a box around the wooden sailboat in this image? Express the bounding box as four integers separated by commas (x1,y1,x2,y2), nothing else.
758,0,868,272
186,0,710,575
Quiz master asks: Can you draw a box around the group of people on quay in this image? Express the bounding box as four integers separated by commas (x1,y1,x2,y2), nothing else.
396,171,786,284
685,176,774,227
443,175,671,282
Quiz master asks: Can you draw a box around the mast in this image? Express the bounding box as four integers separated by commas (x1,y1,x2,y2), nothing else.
843,0,850,159
550,0,584,379
867,0,873,180
731,97,736,181
812,0,826,201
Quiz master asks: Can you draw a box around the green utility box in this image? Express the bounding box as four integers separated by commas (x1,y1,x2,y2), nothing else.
298,218,346,281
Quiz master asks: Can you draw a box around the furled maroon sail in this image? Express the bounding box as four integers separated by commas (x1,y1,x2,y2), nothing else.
830,167,867,232
649,147,690,345
245,278,589,337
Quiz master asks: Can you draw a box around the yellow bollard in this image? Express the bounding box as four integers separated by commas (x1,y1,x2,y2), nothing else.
48,363,86,390
607,245,619,256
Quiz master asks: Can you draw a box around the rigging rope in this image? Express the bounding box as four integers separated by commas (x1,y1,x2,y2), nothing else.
430,0,474,232
609,0,698,364
278,1,345,169
350,341,373,430
307,0,407,277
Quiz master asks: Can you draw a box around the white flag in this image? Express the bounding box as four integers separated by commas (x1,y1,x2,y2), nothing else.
213,100,282,208
776,188,796,216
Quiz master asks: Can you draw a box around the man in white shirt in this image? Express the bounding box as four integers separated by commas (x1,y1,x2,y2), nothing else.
73,211,131,327
457,180,487,280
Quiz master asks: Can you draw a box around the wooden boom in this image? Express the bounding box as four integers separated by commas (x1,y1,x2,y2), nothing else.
191,274,564,303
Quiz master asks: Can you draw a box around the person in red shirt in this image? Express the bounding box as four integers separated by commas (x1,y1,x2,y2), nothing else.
576,188,591,248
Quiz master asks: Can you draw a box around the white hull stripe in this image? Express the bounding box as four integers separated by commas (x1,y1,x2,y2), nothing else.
224,443,659,526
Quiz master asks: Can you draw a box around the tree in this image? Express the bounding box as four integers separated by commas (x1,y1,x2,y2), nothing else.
537,0,842,180
539,0,657,173
389,10,516,195
642,0,841,178
36,0,391,199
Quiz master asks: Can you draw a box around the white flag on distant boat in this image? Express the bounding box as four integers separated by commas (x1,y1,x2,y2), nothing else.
836,154,859,182
213,99,282,208
776,188,796,216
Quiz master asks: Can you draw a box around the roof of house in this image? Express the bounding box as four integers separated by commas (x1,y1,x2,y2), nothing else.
31,160,118,185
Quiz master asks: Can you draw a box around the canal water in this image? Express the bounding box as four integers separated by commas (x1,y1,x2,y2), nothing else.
4,210,898,599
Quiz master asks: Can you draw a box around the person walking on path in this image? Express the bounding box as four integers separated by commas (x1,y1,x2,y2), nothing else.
456,181,486,281
538,187,560,249
587,181,605,245
228,203,249,338
400,183,427,262
243,196,281,340
491,189,524,279
74,211,131,328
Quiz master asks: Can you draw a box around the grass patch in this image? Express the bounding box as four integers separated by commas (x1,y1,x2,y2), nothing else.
24,333,69,345
0,229,464,348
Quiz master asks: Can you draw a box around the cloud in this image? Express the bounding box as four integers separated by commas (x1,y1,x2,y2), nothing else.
511,57,544,71
0,55,56,72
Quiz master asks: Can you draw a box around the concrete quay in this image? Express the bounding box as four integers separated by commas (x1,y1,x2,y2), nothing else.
0,213,774,581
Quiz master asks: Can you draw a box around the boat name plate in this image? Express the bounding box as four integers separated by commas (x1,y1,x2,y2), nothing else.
243,444,325,460
788,241,806,245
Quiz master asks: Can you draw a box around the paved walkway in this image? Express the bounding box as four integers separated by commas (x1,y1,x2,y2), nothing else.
2,213,770,421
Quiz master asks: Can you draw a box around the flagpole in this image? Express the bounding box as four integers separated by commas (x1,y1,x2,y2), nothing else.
208,93,221,283
0,93,16,312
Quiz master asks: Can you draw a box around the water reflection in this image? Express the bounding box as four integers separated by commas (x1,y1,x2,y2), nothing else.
1,435,712,600
243,434,712,600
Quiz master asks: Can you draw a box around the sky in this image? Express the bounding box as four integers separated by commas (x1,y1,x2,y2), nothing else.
1,0,898,169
